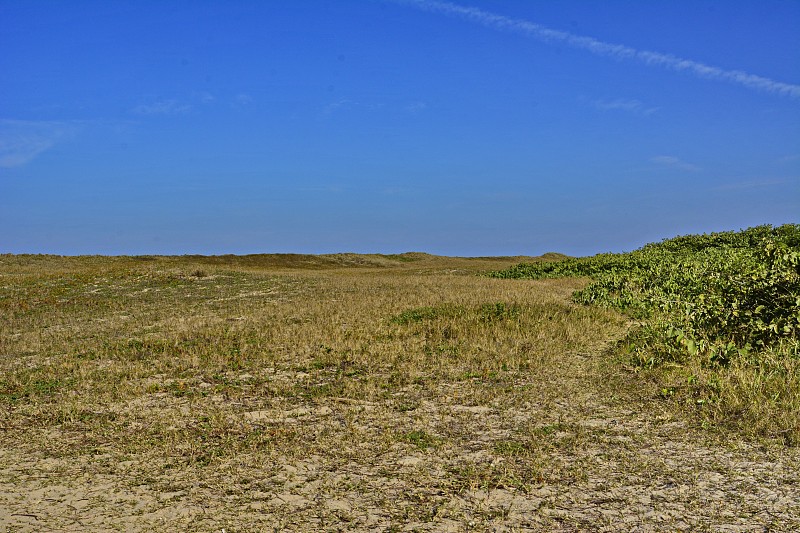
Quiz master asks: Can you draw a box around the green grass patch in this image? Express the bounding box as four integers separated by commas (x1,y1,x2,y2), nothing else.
398,430,440,450
478,302,522,322
493,440,528,456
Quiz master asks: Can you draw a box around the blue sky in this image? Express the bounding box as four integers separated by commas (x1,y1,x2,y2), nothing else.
1,0,798,256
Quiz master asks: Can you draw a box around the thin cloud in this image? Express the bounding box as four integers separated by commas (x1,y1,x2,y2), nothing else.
593,98,658,116
0,119,76,168
651,155,701,172
233,93,253,106
323,99,386,115
324,98,353,115
713,178,789,191
133,99,192,115
405,101,428,113
777,154,800,164
197,91,215,104
394,0,800,99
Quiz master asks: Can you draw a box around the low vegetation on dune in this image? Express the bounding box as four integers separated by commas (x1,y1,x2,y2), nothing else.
491,224,800,443
1,240,798,530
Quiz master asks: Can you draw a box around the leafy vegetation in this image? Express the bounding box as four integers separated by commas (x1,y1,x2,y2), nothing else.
490,224,800,442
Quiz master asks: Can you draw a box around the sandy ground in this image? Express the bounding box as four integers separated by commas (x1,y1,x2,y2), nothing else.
2,355,797,532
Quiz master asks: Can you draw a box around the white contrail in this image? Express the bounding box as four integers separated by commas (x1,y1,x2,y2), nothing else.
393,0,800,99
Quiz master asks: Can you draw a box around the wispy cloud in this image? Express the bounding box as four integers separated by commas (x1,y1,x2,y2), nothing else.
593,98,658,116
324,99,425,116
393,0,800,99
296,184,347,194
324,98,354,115
233,93,253,107
323,98,387,115
0,119,77,168
132,99,192,115
197,91,215,104
651,155,701,172
713,178,790,191
405,101,428,113
777,154,800,164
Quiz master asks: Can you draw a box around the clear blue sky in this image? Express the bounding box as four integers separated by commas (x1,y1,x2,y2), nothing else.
2,0,798,256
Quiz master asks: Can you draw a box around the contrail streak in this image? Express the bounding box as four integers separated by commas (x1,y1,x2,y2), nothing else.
393,0,800,99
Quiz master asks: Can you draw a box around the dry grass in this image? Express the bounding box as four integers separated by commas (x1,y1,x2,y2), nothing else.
1,253,798,531
638,348,800,443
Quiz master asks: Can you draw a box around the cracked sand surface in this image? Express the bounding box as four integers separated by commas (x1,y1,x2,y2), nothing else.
2,364,798,532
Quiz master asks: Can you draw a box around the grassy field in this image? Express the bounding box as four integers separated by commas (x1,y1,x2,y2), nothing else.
1,252,798,531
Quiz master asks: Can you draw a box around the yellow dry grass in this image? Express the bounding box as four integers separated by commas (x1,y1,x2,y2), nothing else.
1,253,798,531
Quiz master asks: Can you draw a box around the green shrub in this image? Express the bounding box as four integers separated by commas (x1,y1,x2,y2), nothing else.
490,224,800,440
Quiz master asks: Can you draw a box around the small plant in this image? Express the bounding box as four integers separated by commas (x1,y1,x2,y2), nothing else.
399,430,440,450
531,423,564,437
478,302,521,322
1,378,64,402
493,440,527,456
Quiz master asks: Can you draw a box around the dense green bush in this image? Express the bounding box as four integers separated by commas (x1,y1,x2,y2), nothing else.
491,224,799,361
490,224,800,441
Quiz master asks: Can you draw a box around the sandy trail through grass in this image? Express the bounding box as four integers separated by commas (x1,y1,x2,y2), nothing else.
1,254,797,531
